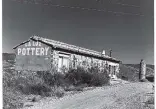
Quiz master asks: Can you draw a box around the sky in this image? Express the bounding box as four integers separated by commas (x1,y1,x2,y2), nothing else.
2,0,154,64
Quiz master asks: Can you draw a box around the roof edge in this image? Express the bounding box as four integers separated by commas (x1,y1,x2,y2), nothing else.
13,40,30,49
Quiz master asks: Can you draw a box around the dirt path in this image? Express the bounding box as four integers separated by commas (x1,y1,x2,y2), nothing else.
24,82,153,109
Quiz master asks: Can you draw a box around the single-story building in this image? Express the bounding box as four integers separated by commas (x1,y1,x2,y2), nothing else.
13,36,121,78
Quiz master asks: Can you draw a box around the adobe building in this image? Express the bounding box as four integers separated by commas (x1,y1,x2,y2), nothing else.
13,36,121,78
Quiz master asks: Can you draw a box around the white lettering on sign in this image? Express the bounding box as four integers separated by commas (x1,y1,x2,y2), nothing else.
17,41,49,56
40,48,45,55
18,48,21,55
22,48,26,55
25,41,41,47
27,48,30,55
31,48,35,55
32,41,36,46
36,48,40,55
32,41,41,46
17,47,50,56
45,47,49,55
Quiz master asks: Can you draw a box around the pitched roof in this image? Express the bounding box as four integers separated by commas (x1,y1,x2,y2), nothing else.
13,35,121,63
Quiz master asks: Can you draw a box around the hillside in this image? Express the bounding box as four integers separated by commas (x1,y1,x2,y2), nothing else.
3,53,15,61
118,64,154,82
125,64,154,76
126,64,154,71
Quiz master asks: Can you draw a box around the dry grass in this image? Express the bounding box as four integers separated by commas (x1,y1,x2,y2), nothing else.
144,91,154,109
3,60,110,109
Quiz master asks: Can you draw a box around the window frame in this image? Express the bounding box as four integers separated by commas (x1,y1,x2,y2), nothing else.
58,52,70,72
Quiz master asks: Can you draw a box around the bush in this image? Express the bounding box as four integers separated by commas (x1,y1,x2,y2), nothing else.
3,70,53,109
53,87,65,98
37,71,69,87
64,84,87,92
20,83,52,96
3,64,110,109
65,67,92,86
3,88,24,109
90,70,110,86
88,66,99,74
65,67,110,87
3,70,24,109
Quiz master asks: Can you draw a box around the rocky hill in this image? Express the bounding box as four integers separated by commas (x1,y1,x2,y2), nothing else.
118,64,154,82
3,53,15,61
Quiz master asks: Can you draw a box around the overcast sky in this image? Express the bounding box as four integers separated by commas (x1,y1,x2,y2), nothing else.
3,0,154,64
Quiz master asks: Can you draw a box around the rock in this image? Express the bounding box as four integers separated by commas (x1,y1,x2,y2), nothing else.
27,95,41,102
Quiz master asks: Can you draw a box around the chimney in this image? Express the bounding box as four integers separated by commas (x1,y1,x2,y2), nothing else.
102,50,105,56
109,49,112,57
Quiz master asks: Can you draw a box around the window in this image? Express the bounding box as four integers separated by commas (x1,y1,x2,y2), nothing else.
58,53,69,72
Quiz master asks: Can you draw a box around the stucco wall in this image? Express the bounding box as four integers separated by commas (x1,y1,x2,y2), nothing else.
14,40,52,71
53,50,119,75
14,40,119,75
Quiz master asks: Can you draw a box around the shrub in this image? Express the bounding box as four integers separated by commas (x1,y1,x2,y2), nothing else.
37,71,68,87
53,87,65,98
90,70,110,86
88,66,99,74
51,73,66,87
65,67,110,87
3,64,110,109
64,84,87,92
20,83,52,96
3,88,24,109
146,96,154,105
65,67,91,86
3,70,24,109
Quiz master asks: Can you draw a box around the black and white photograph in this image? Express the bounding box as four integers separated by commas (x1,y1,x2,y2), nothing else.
2,0,154,109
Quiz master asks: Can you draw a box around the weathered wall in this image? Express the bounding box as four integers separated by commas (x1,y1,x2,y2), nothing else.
50,50,59,73
15,40,52,71
14,40,119,75
53,50,119,75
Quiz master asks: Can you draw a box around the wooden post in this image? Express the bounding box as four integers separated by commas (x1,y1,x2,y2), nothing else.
139,59,146,80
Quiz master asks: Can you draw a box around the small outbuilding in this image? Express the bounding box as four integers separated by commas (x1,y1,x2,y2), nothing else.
13,36,121,78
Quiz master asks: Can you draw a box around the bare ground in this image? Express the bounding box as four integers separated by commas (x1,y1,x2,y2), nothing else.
24,82,154,109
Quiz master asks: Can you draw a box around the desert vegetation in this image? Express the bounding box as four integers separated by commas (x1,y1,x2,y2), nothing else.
3,59,110,109
3,53,154,109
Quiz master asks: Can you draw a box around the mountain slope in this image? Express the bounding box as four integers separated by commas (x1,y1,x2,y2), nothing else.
118,64,154,82
3,53,15,61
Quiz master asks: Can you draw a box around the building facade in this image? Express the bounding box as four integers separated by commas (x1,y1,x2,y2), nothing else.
13,36,121,78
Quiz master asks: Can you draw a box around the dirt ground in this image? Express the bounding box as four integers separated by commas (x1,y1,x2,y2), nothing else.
23,82,154,109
